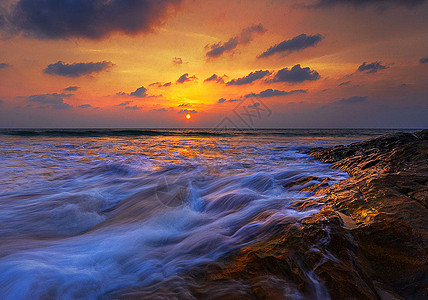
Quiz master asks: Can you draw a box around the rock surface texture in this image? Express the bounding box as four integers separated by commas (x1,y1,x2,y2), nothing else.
304,130,428,299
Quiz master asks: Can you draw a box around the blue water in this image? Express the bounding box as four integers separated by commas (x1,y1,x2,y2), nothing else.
0,129,413,299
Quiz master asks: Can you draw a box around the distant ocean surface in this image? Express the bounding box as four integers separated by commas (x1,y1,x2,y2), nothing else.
0,128,415,138
0,129,416,299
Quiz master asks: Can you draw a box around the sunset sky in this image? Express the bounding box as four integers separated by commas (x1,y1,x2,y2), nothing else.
0,0,427,128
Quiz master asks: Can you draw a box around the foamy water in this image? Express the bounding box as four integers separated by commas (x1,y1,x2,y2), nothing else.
0,129,407,299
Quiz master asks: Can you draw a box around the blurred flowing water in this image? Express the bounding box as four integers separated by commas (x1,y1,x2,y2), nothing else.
0,129,412,299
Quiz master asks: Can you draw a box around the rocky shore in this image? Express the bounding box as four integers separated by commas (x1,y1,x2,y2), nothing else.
303,129,428,299
120,130,428,299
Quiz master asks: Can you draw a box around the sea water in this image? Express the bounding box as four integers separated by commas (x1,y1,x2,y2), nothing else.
0,129,411,299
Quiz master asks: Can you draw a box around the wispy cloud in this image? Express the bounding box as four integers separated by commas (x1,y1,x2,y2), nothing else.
218,98,240,103
125,105,143,110
116,101,131,107
78,104,92,109
206,24,266,58
245,89,306,98
43,61,113,77
149,82,171,88
63,86,80,92
338,81,352,87
258,34,324,58
172,57,183,65
227,70,271,86
357,61,388,73
178,109,197,114
336,96,368,105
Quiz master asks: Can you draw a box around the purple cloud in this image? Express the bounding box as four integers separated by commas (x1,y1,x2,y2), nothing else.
259,34,324,58
227,70,271,86
44,61,113,77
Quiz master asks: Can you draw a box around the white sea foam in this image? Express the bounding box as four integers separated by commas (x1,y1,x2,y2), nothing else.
0,132,350,299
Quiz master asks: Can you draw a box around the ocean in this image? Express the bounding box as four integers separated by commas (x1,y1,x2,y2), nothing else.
0,129,415,299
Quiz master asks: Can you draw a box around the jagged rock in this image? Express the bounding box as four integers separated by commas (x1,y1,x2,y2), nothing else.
306,130,428,299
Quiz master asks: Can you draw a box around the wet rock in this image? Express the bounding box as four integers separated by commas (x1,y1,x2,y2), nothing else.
307,130,428,299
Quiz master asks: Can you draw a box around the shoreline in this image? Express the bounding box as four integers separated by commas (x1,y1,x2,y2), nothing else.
19,130,425,299
151,130,428,299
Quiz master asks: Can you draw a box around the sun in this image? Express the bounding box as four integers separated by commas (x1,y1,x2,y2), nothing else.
186,114,191,120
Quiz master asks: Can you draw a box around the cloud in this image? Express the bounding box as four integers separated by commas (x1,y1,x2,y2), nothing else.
258,34,324,58
149,82,171,87
314,0,425,9
116,101,131,106
3,0,183,39
245,89,307,98
357,61,388,73
227,70,271,86
338,81,352,87
178,103,191,107
0,63,9,70
239,24,267,44
172,57,183,65
204,74,226,84
176,73,197,84
125,105,143,110
27,92,73,110
219,89,306,105
63,86,80,92
178,109,197,114
248,102,261,108
153,108,167,112
130,86,147,97
117,86,148,97
206,37,239,58
206,24,266,58
78,104,92,109
420,57,428,64
270,64,320,83
336,96,368,104
43,61,113,77
218,98,240,103
0,100,4,104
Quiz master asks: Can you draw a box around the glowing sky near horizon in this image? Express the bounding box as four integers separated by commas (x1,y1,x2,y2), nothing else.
0,0,427,128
